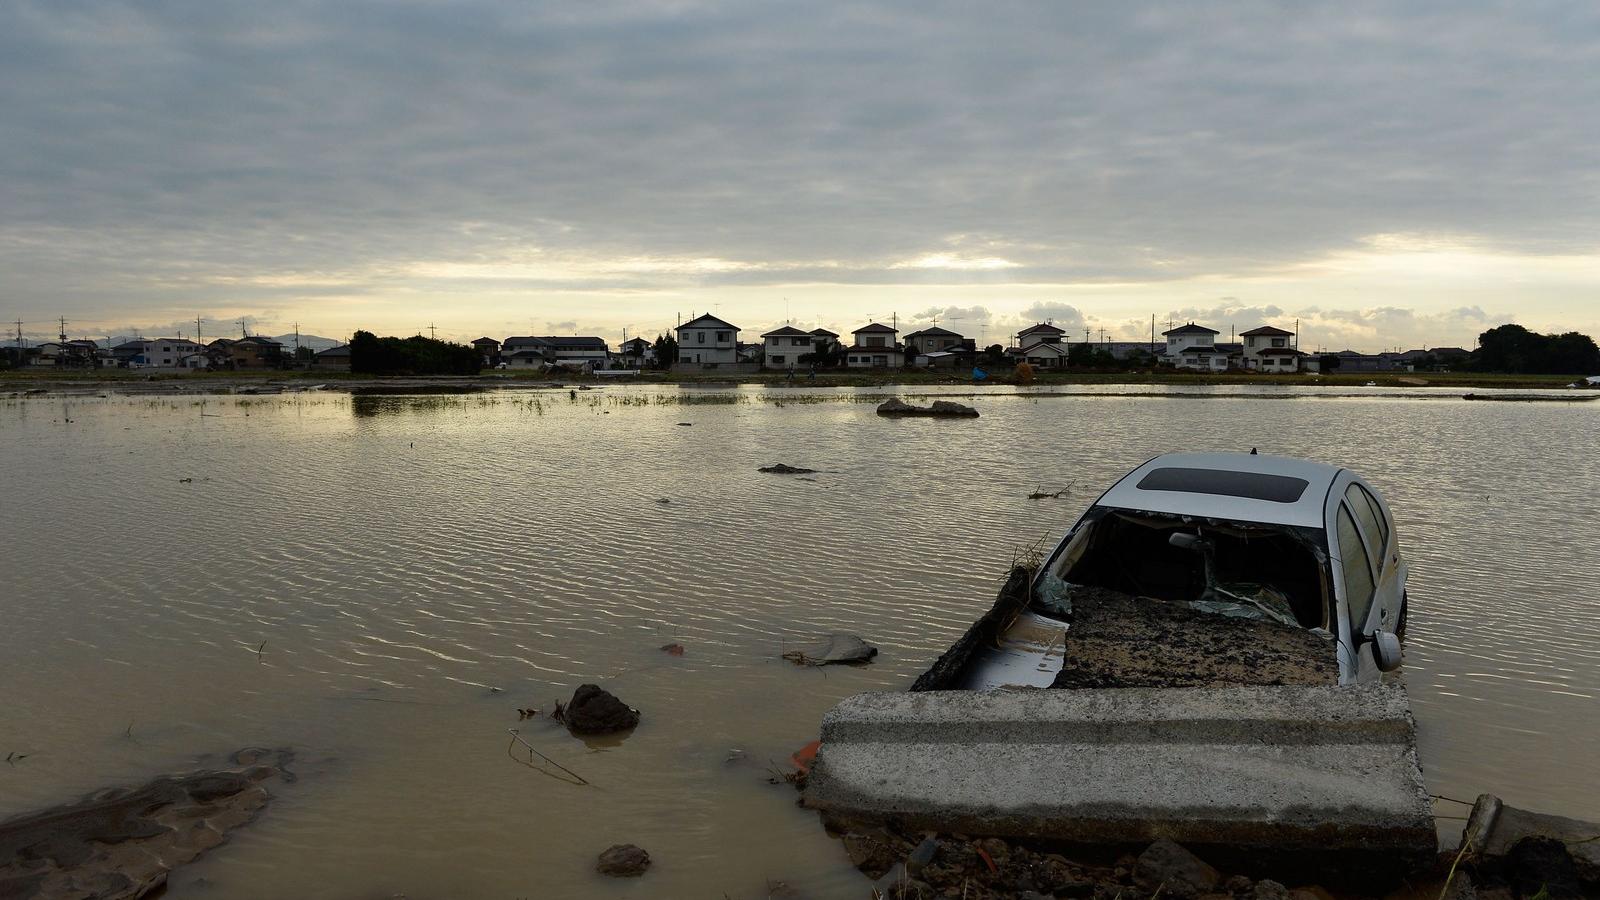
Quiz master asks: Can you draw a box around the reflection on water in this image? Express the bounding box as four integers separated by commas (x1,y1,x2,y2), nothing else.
2,386,1598,897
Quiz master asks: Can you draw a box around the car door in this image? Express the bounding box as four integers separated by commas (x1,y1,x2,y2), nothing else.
1345,481,1404,636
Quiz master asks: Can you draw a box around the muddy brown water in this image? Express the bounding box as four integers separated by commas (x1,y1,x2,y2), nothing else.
2,384,1598,898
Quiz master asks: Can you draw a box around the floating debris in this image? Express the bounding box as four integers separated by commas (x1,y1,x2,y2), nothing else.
758,463,817,475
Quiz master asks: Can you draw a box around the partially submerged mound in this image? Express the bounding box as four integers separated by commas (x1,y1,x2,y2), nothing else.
876,398,979,417
0,748,292,899
757,463,816,474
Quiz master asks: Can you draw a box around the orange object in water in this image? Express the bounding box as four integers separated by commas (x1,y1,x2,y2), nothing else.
790,739,821,773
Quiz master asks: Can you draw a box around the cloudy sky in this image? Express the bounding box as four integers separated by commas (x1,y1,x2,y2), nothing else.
3,1,1597,350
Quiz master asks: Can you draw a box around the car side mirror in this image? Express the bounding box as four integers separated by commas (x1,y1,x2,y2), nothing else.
1168,532,1208,552
1373,630,1403,672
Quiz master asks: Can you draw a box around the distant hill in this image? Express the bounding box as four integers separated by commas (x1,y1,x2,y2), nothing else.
269,333,342,351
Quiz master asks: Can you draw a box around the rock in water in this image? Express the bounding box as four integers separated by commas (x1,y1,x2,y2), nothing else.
758,463,817,474
785,634,879,665
595,843,651,877
564,684,640,734
875,398,979,417
1133,839,1220,898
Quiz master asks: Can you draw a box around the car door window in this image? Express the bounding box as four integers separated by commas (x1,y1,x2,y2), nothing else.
1350,480,1388,550
1336,505,1377,634
1345,484,1388,556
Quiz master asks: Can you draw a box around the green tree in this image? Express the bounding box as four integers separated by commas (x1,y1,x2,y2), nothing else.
652,334,679,368
350,330,480,375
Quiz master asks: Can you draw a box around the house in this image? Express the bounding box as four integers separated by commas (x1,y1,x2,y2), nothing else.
471,337,501,365
1019,341,1070,368
1016,323,1066,346
539,337,610,368
312,344,351,371
1255,347,1306,372
113,340,149,367
760,325,820,370
1173,344,1230,371
810,328,841,352
1162,323,1220,364
499,336,611,369
227,335,284,369
617,337,654,368
674,314,741,366
142,338,209,369
844,323,903,368
903,326,965,356
1240,326,1296,370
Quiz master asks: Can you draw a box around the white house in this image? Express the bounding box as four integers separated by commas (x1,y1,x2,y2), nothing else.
1254,347,1306,372
1163,323,1220,368
760,325,817,370
617,337,654,368
1240,326,1296,370
845,323,903,368
499,336,610,369
675,314,740,366
1016,323,1066,347
142,338,208,369
1173,345,1231,371
1019,341,1070,368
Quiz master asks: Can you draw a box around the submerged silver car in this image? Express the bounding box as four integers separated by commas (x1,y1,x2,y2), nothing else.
1009,451,1408,685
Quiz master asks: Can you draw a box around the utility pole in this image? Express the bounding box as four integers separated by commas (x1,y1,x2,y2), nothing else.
58,317,68,343
428,323,436,341
14,319,23,349
195,316,204,343
238,318,248,338
293,322,301,352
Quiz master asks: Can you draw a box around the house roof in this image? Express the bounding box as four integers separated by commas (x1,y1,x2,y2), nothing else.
535,336,607,349
1020,341,1068,356
1429,347,1469,355
471,337,500,345
809,328,839,337
678,313,739,331
620,336,651,348
1018,323,1065,335
315,344,351,357
852,323,897,334
507,349,549,358
1163,323,1220,336
236,336,281,346
904,326,961,339
847,345,903,352
1258,347,1305,356
1240,325,1294,337
761,325,813,338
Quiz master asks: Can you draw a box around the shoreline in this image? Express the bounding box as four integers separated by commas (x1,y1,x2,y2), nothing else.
0,369,1587,396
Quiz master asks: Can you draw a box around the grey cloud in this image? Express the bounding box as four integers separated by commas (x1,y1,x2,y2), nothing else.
1019,303,1087,330
2,2,1597,326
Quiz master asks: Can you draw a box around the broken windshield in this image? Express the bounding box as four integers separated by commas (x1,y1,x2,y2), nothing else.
1036,508,1331,630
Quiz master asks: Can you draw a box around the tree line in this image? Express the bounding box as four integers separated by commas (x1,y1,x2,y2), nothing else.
349,331,480,375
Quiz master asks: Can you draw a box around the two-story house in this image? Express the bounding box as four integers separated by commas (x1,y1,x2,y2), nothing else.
845,323,903,368
618,336,654,368
1163,323,1222,369
674,314,740,366
1240,326,1296,370
760,326,817,370
902,326,965,357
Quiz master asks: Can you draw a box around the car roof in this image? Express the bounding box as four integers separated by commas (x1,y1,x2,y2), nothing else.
1095,452,1344,529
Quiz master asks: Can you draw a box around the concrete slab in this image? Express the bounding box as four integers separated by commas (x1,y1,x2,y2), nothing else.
803,684,1435,861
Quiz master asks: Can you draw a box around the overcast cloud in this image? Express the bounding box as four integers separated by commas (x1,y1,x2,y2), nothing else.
3,1,1597,348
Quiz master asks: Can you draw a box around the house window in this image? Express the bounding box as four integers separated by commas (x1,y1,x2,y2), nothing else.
792,338,807,347
1272,338,1286,348
771,355,785,364
716,331,730,342
866,337,885,347
698,332,706,343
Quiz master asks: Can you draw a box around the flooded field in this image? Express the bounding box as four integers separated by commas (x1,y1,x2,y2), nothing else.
2,384,1598,897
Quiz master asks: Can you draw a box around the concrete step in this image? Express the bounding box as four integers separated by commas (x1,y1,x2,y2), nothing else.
803,684,1435,861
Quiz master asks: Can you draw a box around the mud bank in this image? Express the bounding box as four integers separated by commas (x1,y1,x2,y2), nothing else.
0,748,291,899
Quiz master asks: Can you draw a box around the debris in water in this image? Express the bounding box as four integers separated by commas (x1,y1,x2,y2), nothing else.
660,643,686,656
676,422,693,426
516,707,539,720
1026,483,1073,500
783,634,879,666
758,463,817,474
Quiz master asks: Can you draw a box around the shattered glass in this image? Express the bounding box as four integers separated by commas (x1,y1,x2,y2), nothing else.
1034,573,1075,617
1190,582,1299,628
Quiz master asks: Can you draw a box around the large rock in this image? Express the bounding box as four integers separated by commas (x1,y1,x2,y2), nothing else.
875,398,979,417
1133,839,1220,898
595,843,651,877
564,684,640,735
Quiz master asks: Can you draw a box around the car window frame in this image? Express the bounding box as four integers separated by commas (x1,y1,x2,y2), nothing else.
1347,482,1390,557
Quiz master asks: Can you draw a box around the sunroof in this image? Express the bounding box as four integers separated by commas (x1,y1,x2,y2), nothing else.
1136,467,1310,503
